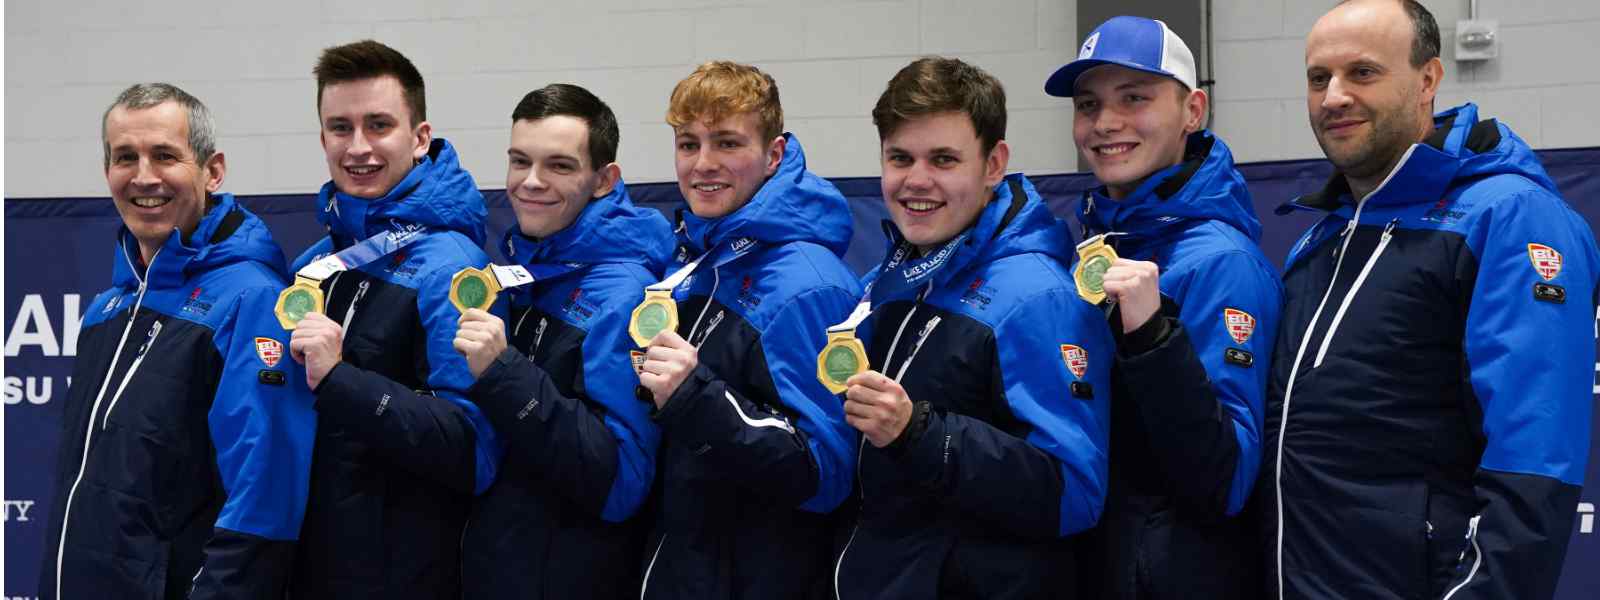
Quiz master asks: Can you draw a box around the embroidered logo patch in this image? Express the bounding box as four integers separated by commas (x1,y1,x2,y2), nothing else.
1224,308,1257,345
1528,243,1562,281
1079,32,1100,59
255,337,283,368
1060,344,1088,380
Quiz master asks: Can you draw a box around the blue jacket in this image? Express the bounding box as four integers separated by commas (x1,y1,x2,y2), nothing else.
462,180,674,599
39,195,317,600
1073,132,1280,599
1263,103,1597,600
833,174,1114,599
640,134,863,600
287,138,504,599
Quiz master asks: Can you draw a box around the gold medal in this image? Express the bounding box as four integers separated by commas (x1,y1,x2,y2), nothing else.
816,331,869,394
275,276,325,330
1074,234,1120,305
629,289,679,347
450,267,502,313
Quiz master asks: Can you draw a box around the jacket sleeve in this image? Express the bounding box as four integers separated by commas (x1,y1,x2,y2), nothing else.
652,285,861,513
469,289,660,522
1116,250,1280,518
313,263,505,495
191,286,317,600
1441,189,1596,600
892,287,1113,539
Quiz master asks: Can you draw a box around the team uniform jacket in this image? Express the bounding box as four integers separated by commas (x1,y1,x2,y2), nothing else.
39,194,317,600
461,181,675,598
833,174,1115,599
639,134,863,600
1073,132,1281,599
1263,103,1597,600
287,139,503,599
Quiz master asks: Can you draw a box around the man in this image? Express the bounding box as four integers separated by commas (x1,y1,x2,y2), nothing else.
831,56,1114,599
633,61,861,599
1265,2,1597,599
285,40,502,599
451,83,674,598
38,83,316,599
1045,16,1281,599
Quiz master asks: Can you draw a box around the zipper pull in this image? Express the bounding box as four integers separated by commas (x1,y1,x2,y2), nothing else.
136,321,163,356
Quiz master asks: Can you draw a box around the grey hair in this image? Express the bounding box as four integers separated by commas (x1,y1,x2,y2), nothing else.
101,82,216,168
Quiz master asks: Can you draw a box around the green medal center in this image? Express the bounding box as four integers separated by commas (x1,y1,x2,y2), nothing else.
457,276,489,309
283,290,314,322
636,303,668,339
824,345,860,383
1081,255,1110,293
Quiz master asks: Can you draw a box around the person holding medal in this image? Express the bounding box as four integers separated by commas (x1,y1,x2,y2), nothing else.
632,61,863,599
1047,16,1281,599
37,83,317,600
830,57,1114,599
283,40,503,599
447,83,675,598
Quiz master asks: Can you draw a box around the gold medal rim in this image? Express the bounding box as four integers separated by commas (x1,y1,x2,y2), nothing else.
629,292,679,347
275,281,325,330
816,335,868,394
450,267,501,313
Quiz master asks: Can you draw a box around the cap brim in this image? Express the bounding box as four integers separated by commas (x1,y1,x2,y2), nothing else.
1044,59,1180,97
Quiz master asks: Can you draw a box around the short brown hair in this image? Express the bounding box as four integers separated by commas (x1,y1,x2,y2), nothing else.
872,57,1007,155
314,40,426,125
666,61,783,142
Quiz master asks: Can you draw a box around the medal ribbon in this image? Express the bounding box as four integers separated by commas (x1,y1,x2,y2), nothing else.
295,224,431,283
647,236,761,293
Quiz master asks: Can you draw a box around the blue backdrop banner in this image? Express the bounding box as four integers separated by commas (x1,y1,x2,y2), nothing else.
7,149,1599,597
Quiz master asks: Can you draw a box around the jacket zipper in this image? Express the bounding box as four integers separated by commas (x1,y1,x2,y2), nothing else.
686,268,721,348
56,246,157,599
342,278,370,331
101,320,163,430
1273,145,1413,599
1311,220,1398,368
834,283,935,599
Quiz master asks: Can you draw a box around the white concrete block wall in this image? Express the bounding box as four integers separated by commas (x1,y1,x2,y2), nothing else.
1209,0,1600,164
8,1,1598,199
4,0,1077,198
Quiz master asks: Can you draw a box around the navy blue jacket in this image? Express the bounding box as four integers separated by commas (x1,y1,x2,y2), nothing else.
1074,132,1280,599
39,195,317,600
1263,103,1597,600
833,174,1114,599
287,139,503,599
640,134,863,600
462,181,674,598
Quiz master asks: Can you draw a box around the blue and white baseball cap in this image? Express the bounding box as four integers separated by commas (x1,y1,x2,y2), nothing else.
1045,16,1198,97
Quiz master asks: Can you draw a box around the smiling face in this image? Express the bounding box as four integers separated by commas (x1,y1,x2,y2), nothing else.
505,115,618,239
879,111,1008,252
103,100,225,264
319,75,433,199
1305,0,1440,193
673,111,784,219
1071,65,1203,200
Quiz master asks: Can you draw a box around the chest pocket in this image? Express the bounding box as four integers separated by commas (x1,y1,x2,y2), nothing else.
510,307,588,399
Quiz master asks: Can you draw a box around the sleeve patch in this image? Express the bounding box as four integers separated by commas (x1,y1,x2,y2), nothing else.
1060,344,1088,380
1224,308,1256,345
1528,243,1563,280
1224,348,1255,368
1533,283,1566,304
255,337,284,367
